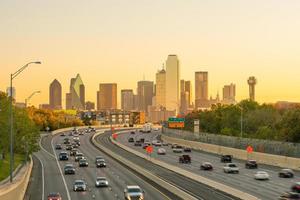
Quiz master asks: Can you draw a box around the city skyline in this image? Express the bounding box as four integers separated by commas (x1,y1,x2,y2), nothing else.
1,1,300,106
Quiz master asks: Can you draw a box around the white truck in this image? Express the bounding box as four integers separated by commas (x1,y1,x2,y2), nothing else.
142,123,152,133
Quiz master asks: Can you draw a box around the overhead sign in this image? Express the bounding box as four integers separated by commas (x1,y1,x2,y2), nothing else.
168,122,184,128
246,145,253,153
168,117,185,122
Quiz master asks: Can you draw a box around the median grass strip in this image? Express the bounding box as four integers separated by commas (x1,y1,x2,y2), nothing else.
0,154,25,182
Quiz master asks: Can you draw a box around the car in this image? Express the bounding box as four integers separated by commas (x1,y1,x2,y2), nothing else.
254,171,269,180
139,138,145,143
200,162,213,170
183,147,192,152
173,145,183,153
179,155,191,164
162,142,168,146
279,169,294,178
47,192,62,200
95,156,103,163
223,163,239,173
292,182,300,193
71,143,78,149
157,148,166,155
221,155,232,163
279,192,300,200
130,131,135,135
75,141,80,146
66,145,72,151
245,160,258,169
79,158,89,167
171,144,178,149
154,141,162,147
70,149,78,156
79,131,84,135
63,139,70,145
151,140,158,145
75,153,84,162
124,185,144,200
73,136,80,142
59,152,69,161
64,164,75,175
73,180,87,192
128,137,134,143
95,177,109,187
60,133,65,137
134,141,142,146
96,159,106,168
55,144,62,150
91,127,96,132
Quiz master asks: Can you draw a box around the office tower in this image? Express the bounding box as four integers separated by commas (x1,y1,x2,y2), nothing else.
85,101,95,110
49,79,62,110
195,71,209,108
137,81,154,112
6,87,16,99
223,83,236,104
155,68,166,108
180,79,192,113
185,80,192,107
165,55,180,112
97,83,117,110
66,74,85,110
121,89,134,111
248,76,257,101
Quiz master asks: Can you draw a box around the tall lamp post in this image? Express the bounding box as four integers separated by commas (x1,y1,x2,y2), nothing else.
9,61,41,183
25,90,41,107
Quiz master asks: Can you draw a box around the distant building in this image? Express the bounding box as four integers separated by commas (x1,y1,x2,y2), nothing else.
180,80,192,114
148,109,176,123
248,76,257,101
85,101,95,110
137,81,154,112
66,74,85,110
222,83,236,104
97,83,117,110
275,101,300,109
195,71,209,108
6,87,16,100
155,68,166,108
121,89,134,111
49,79,62,110
165,55,180,112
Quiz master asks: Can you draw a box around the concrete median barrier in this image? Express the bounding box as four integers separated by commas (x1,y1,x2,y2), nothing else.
0,156,33,200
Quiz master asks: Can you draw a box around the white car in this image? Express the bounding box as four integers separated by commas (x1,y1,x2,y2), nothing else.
157,148,166,155
152,140,158,145
124,185,144,200
223,163,239,173
254,171,270,180
154,141,162,146
95,177,109,187
173,146,183,153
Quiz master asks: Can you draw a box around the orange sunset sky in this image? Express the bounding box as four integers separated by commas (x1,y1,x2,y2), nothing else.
1,0,300,108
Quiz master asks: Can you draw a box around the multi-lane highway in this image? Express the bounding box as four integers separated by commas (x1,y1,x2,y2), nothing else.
116,129,300,200
25,129,176,200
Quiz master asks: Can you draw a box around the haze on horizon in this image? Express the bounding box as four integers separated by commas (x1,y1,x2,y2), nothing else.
1,0,300,107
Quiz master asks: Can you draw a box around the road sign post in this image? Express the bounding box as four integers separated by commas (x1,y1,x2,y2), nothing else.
194,120,199,134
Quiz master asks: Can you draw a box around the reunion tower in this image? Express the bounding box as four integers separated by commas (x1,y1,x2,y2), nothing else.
247,76,257,101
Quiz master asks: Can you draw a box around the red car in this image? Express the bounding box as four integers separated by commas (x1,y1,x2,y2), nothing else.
47,193,62,200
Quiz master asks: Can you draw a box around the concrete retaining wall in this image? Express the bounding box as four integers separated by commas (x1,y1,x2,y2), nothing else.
162,135,300,170
0,157,33,200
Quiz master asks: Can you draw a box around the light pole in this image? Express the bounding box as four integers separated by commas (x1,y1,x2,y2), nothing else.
9,61,41,182
25,90,41,107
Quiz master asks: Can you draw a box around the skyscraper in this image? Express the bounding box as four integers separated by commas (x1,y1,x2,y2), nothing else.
155,68,166,108
49,79,62,110
185,80,192,107
180,80,192,113
165,55,180,112
66,74,85,110
97,83,117,110
137,81,154,112
248,76,257,101
223,83,236,104
195,71,209,108
121,89,134,111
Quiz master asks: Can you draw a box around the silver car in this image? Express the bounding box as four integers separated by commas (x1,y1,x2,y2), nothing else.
124,185,144,200
95,177,109,187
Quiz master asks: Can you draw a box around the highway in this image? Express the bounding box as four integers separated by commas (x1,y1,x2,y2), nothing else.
25,129,175,200
95,130,240,200
116,130,300,200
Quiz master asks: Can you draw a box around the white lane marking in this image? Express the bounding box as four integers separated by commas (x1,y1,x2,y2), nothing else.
35,154,45,200
51,137,71,200
39,135,56,159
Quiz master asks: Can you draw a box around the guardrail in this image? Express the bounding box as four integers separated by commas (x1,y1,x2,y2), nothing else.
0,156,33,200
111,131,259,200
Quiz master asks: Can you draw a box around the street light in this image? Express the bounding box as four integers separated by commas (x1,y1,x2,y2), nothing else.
9,61,41,182
25,90,41,107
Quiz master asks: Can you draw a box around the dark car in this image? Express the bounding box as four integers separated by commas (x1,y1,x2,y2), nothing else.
245,160,258,169
47,192,62,200
200,162,213,170
63,138,70,145
96,159,106,168
71,143,78,149
66,145,72,151
279,192,300,200
55,144,62,150
179,155,191,164
75,141,81,146
128,138,134,143
64,164,75,175
183,147,192,152
221,155,232,163
279,169,294,178
142,143,150,149
130,131,135,135
60,133,65,137
291,183,300,193
59,152,69,161
70,149,78,156
139,138,145,143
79,159,89,167
95,156,103,163
134,141,142,146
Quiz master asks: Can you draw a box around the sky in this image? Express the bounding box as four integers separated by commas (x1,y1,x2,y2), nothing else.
1,0,300,107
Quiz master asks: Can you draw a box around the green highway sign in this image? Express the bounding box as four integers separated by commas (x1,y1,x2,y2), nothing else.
168,117,185,122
